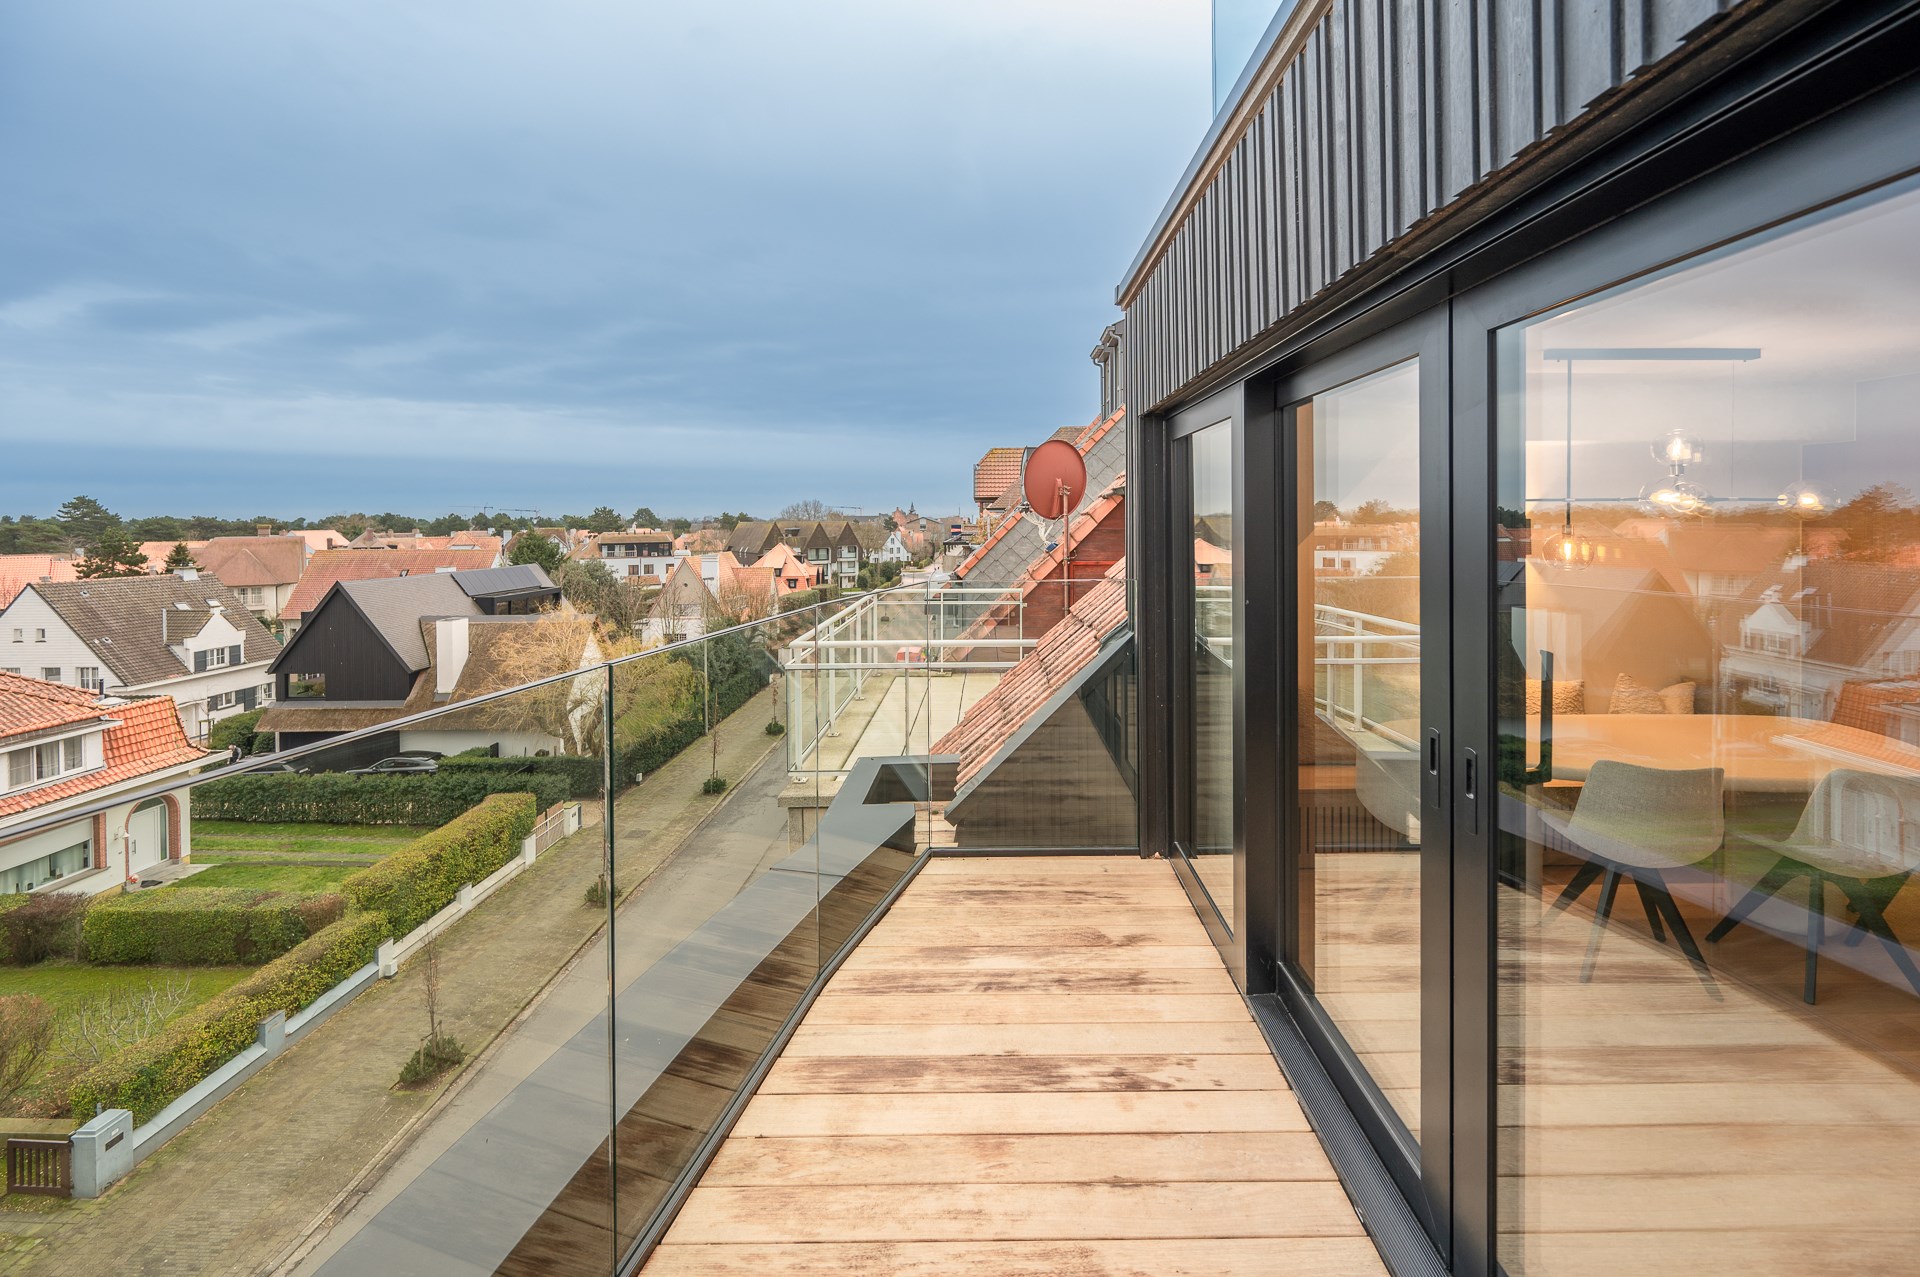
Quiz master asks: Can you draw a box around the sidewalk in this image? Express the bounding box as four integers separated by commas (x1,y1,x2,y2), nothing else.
0,688,784,1277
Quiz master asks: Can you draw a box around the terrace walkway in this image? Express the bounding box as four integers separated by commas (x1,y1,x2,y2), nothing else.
642,855,1384,1276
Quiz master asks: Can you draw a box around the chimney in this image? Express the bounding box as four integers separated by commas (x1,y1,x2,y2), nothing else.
435,618,471,698
257,523,273,537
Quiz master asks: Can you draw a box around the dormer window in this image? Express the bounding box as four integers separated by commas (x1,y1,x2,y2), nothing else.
193,644,242,672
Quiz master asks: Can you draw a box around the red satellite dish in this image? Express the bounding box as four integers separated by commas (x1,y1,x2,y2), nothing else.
1023,440,1087,520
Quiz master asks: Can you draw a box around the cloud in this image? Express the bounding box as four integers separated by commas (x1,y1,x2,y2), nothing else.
0,0,1210,517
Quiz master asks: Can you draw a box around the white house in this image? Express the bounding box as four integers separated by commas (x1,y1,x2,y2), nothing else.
870,529,911,564
0,573,281,744
0,673,210,895
585,530,678,580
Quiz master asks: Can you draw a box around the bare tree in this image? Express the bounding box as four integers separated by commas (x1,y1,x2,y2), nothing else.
0,995,55,1104
58,978,192,1068
778,498,832,520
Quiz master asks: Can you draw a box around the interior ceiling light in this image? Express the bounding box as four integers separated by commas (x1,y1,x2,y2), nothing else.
1777,480,1830,516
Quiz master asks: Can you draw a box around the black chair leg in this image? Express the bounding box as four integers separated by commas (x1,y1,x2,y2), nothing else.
1805,875,1826,1005
1580,867,1622,984
1707,860,1801,944
1544,861,1604,919
1632,878,1667,943
1848,893,1920,1000
1644,876,1720,1000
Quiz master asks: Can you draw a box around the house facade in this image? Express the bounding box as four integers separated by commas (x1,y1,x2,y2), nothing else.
1116,2,1920,1271
0,673,207,895
584,530,676,580
0,574,279,743
258,564,569,756
725,520,866,587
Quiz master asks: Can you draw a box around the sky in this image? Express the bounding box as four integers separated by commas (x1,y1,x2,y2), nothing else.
0,1,1211,522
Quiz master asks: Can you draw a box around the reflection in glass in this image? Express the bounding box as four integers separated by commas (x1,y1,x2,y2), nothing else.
1189,420,1237,924
1292,360,1422,1140
1496,179,1920,1273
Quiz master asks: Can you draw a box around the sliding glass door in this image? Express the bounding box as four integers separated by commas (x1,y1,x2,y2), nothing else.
1269,314,1452,1217
1171,387,1243,965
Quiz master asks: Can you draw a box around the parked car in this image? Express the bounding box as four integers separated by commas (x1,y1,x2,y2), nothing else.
347,756,440,777
251,762,311,775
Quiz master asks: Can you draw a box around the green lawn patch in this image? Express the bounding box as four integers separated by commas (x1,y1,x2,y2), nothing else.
191,820,427,861
0,963,249,1118
173,863,361,893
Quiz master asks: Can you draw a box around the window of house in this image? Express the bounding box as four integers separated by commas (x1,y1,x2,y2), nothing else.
287,673,326,698
41,667,60,682
5,736,87,791
207,690,237,711
9,629,20,643
63,737,81,770
76,666,101,691
33,629,45,642
0,840,89,893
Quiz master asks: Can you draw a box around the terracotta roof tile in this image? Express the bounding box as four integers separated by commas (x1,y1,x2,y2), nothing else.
0,555,78,608
935,566,1129,790
974,448,1025,504
0,691,209,819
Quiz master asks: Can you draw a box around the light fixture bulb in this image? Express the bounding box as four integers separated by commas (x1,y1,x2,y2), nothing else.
1639,478,1709,517
1653,430,1705,468
1777,481,1829,516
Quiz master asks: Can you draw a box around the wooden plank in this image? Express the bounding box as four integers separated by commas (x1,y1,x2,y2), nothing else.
918,857,1172,877
897,883,1192,905
882,906,1218,927
731,1090,1315,1137
821,966,1239,997
837,944,1229,972
644,1237,1388,1277
782,1021,1268,1058
857,922,1214,949
758,1053,1288,1094
662,1181,1369,1243
698,1131,1337,1187
802,994,1252,1025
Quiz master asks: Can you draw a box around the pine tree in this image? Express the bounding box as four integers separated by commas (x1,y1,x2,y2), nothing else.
56,495,119,551
163,541,198,572
76,525,150,578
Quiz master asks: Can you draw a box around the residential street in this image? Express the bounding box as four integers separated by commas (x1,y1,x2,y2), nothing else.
0,688,788,1277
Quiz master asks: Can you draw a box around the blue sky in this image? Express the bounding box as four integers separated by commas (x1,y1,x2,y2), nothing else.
0,1,1210,521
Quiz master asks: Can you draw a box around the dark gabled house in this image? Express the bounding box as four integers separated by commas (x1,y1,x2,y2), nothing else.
259,565,560,752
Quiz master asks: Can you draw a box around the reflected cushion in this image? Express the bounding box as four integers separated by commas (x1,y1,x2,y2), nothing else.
1610,674,1668,714
1660,680,1698,715
1525,678,1586,715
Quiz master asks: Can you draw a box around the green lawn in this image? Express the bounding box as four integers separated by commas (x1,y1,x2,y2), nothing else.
0,963,250,1120
172,863,361,893
190,819,427,860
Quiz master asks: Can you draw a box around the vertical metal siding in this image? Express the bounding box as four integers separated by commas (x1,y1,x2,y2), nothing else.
1125,0,1734,410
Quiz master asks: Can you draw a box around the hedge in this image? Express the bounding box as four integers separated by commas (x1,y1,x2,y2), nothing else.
439,753,602,800
83,889,344,966
340,792,537,935
207,710,265,754
192,770,568,827
67,911,388,1124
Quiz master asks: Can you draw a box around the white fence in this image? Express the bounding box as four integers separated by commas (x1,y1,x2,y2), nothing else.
69,800,584,1199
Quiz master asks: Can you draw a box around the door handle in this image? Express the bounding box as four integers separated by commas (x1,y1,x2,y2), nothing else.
1463,747,1480,835
1425,727,1443,811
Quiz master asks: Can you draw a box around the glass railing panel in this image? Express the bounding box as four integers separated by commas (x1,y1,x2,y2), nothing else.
0,666,619,1276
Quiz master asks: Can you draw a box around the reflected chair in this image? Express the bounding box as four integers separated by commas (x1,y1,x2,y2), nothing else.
1706,768,1920,1004
1539,760,1725,993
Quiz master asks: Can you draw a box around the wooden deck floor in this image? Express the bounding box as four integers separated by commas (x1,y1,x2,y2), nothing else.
641,855,1384,1276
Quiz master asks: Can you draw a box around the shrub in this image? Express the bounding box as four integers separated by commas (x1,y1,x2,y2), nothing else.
67,911,388,1123
207,710,265,755
193,770,568,827
764,720,785,736
397,1034,464,1086
701,776,728,795
339,793,537,935
0,995,54,1103
3,892,90,965
584,874,612,907
438,753,602,800
83,888,344,966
